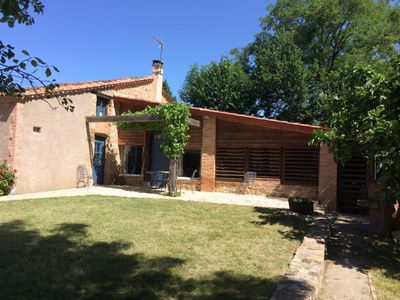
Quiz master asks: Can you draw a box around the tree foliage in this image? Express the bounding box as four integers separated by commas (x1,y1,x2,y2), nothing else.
232,0,400,123
0,0,73,111
162,80,177,102
117,102,190,196
311,58,400,199
251,30,309,121
179,57,256,115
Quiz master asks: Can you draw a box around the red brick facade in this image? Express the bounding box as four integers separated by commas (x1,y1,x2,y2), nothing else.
200,116,216,192
318,144,338,210
9,102,23,172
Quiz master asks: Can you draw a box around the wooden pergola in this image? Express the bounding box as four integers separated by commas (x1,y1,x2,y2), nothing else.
85,115,200,127
84,114,200,179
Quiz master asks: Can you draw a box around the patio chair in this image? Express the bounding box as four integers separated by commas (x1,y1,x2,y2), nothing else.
238,171,257,194
76,165,91,188
190,170,198,192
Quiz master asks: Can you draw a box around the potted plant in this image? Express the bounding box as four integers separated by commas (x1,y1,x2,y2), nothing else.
288,196,314,214
0,161,16,196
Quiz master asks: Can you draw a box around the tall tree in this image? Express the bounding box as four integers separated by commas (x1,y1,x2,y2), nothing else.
0,0,73,111
179,57,256,115
235,0,400,123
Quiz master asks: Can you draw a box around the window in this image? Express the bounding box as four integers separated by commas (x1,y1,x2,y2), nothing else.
96,97,108,116
120,145,143,175
178,150,201,178
33,126,41,134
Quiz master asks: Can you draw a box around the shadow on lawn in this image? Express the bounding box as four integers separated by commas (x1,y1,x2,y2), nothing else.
0,220,276,300
361,233,400,284
251,207,310,241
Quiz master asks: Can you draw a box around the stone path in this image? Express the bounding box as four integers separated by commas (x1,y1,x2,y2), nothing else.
272,214,331,300
2,185,289,209
318,214,374,300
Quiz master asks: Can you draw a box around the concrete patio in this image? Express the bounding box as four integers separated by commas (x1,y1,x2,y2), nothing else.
2,185,290,209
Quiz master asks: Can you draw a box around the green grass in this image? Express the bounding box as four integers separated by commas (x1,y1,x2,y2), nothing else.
0,196,309,299
361,234,400,300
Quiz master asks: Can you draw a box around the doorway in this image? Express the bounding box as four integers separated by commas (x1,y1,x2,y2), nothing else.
93,136,106,185
149,133,170,171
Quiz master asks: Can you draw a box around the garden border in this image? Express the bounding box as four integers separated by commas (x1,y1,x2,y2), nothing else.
271,211,332,299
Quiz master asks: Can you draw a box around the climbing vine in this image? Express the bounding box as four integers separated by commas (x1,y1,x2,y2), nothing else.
117,102,191,195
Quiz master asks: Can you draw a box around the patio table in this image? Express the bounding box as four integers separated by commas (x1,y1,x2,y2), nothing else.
146,171,169,190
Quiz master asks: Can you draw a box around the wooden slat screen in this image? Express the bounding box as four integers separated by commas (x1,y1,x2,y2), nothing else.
248,149,280,178
283,148,319,185
216,147,319,185
216,148,245,179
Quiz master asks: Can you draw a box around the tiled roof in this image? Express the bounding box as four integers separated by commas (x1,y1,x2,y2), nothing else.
24,76,153,99
105,94,322,134
190,107,322,134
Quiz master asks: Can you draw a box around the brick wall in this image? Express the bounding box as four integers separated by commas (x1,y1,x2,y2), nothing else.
318,144,337,210
200,116,216,192
215,180,318,199
9,102,23,173
103,99,121,185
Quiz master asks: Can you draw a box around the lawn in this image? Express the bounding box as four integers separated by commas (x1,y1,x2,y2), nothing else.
0,196,309,299
361,234,400,300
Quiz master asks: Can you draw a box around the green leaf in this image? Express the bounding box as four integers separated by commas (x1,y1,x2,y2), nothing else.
45,67,51,77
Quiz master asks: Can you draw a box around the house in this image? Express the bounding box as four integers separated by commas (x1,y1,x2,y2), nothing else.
0,60,381,214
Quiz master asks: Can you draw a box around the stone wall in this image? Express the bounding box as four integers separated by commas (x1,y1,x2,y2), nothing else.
272,214,331,300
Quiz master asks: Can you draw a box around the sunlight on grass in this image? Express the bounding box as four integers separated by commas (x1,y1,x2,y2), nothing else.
0,196,309,299
362,235,400,300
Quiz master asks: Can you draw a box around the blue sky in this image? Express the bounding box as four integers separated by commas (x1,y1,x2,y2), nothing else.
0,0,271,98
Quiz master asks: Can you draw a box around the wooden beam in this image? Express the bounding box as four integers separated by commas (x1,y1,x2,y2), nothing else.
86,115,160,123
86,115,201,127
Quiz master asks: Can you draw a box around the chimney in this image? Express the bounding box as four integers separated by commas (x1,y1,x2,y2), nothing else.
152,60,164,103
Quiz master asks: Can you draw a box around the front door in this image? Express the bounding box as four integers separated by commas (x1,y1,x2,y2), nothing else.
93,136,106,185
337,156,368,214
149,133,170,171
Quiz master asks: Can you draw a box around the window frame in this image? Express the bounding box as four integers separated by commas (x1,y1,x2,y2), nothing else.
96,97,108,116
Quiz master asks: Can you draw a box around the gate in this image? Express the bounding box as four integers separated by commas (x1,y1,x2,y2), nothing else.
337,156,368,213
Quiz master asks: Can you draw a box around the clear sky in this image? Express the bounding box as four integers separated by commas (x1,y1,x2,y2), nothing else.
0,0,271,98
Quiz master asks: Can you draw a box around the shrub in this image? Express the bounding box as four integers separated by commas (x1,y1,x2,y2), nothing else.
0,162,16,196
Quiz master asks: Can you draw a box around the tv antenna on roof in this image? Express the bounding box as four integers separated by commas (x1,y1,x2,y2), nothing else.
153,36,163,62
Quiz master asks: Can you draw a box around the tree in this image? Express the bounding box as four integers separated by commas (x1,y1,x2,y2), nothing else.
162,80,177,102
179,57,256,115
0,0,73,111
311,58,400,232
235,0,400,123
251,30,310,122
